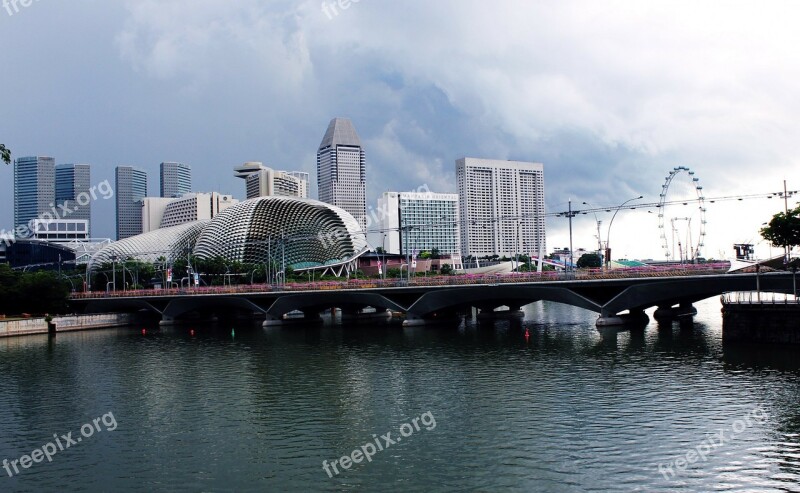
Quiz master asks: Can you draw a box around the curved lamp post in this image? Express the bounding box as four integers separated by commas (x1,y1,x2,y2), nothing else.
605,195,643,269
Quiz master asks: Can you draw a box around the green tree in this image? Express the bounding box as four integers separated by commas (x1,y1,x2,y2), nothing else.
577,253,602,269
440,264,453,275
761,205,800,257
1,144,10,165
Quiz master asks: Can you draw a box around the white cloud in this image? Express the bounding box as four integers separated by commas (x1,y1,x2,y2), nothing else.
2,0,798,257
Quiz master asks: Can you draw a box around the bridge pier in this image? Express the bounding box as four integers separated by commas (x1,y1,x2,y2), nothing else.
596,309,649,327
262,310,323,327
402,313,460,327
341,308,391,324
476,306,524,321
654,302,698,320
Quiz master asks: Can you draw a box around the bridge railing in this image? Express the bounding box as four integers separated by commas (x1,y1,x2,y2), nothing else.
70,262,732,300
722,291,800,305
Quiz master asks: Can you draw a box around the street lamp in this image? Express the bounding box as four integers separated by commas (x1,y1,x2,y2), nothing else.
110,254,118,292
605,195,643,269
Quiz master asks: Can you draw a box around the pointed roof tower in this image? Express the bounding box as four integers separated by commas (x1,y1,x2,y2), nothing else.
319,118,362,149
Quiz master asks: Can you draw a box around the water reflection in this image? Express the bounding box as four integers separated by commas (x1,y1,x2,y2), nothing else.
0,299,797,492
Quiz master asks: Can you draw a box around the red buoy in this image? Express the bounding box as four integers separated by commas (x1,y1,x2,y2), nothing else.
142,329,147,335
190,329,195,336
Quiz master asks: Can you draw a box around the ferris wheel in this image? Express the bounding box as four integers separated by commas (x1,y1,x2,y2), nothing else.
657,166,707,261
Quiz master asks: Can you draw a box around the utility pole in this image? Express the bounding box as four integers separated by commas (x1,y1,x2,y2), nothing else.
561,200,576,272
784,179,790,264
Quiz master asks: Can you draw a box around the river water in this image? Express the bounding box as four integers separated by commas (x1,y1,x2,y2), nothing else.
0,298,798,492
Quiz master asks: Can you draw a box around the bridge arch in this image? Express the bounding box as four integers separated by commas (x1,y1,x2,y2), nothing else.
601,275,791,315
84,299,164,316
161,297,270,322
265,292,407,320
406,286,601,320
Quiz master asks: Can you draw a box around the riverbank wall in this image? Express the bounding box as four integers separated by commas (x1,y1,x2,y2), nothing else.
0,314,139,338
722,295,800,344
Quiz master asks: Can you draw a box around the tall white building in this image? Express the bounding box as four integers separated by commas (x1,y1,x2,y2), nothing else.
141,197,175,233
234,162,308,199
317,118,367,229
141,193,239,233
286,171,310,198
456,158,546,259
374,191,461,257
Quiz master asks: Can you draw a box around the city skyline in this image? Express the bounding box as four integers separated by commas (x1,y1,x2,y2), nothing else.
2,2,798,261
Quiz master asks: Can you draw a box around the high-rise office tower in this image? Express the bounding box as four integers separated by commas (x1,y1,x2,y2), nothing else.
160,162,192,198
116,166,148,240
317,118,366,229
456,158,546,259
14,156,55,236
375,191,461,257
55,164,92,235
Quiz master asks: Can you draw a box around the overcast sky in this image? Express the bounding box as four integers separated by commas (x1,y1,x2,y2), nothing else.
1,0,798,260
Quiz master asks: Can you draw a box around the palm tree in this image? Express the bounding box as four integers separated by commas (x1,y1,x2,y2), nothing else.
1,144,9,165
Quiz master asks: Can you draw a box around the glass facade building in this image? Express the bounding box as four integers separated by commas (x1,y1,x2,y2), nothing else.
116,166,148,240
160,162,192,198
13,156,55,237
376,192,461,257
55,163,92,235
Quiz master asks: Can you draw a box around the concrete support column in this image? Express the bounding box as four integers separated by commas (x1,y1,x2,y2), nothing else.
596,311,626,327
654,305,677,319
262,315,283,328
677,302,698,318
628,309,650,324
655,303,697,319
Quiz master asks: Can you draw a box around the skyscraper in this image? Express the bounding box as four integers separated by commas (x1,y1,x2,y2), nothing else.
14,156,55,237
234,162,307,199
456,158,546,259
116,166,148,240
160,162,192,198
375,191,461,257
317,118,366,228
55,163,92,235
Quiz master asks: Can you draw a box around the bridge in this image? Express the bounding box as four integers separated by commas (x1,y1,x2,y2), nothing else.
68,265,798,327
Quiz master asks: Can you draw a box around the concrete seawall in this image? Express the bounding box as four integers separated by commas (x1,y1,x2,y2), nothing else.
722,303,800,344
0,314,138,338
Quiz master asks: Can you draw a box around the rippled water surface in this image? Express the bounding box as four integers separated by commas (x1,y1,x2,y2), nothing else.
1,298,799,492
